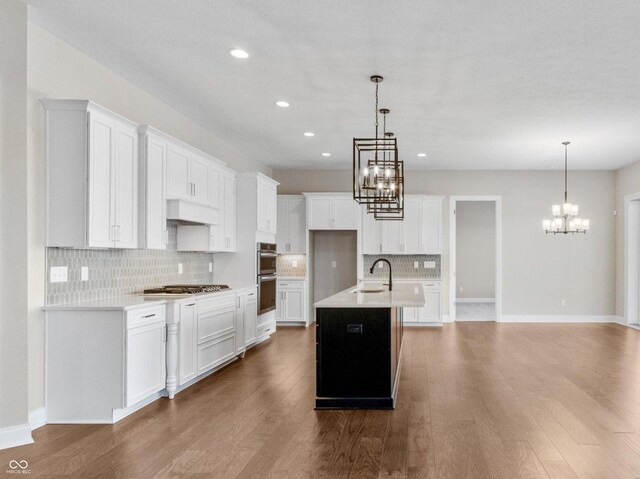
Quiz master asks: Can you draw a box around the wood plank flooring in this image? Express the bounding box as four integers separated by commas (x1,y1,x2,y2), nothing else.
3,322,640,478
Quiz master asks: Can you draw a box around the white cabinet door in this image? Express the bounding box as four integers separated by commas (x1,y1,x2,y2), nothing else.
257,182,277,234
362,209,383,254
144,135,168,249
423,199,442,254
166,145,190,200
209,167,221,210
308,197,333,229
114,125,138,248
88,113,115,247
125,320,166,407
178,302,197,385
244,293,257,346
287,196,306,253
276,198,288,252
222,174,236,251
402,307,419,323
235,295,245,355
420,290,441,322
333,197,357,229
267,184,277,234
189,155,210,205
275,290,284,321
382,221,402,254
284,290,304,322
403,198,423,254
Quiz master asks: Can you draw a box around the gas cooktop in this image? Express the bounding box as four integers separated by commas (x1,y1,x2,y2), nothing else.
142,284,230,295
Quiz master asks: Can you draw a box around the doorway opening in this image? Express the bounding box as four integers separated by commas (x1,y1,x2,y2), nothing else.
449,196,502,322
624,193,640,326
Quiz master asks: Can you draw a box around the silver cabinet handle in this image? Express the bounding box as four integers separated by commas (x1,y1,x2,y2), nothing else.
142,313,156,318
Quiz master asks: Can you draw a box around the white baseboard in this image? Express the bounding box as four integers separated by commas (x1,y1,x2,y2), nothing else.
499,315,617,323
404,322,443,327
28,407,46,431
456,298,495,303
0,423,33,450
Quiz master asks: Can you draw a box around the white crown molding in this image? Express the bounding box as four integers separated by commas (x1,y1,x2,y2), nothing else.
0,423,33,451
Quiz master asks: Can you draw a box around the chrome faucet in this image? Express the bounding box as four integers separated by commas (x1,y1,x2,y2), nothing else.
369,258,392,291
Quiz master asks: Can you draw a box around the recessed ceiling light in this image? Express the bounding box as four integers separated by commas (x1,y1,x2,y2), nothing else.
321,152,331,157
417,153,427,157
229,49,249,59
275,101,289,108
304,132,315,137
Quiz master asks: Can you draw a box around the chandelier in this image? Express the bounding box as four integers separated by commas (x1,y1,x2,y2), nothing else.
353,75,404,220
543,141,590,234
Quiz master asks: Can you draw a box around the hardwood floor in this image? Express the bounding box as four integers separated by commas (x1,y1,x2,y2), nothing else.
4,322,640,478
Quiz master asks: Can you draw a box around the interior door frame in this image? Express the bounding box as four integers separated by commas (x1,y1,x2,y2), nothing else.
624,192,640,324
449,196,502,322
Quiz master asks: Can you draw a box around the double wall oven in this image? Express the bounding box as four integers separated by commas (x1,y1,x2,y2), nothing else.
257,242,277,315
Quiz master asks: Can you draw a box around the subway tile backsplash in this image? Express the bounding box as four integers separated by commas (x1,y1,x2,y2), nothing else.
363,254,441,279
46,224,214,305
277,254,306,278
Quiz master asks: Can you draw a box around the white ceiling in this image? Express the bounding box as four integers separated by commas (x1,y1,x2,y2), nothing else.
26,0,640,170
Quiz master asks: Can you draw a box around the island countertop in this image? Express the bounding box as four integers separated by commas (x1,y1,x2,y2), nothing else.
314,282,426,309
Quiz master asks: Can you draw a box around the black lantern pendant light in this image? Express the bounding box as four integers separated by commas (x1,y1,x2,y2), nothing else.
353,75,404,220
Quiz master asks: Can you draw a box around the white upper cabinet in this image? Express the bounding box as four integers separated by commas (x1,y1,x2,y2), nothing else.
360,196,443,255
43,99,138,249
257,179,277,235
139,127,168,249
305,193,359,230
220,170,236,251
277,195,306,254
166,144,212,205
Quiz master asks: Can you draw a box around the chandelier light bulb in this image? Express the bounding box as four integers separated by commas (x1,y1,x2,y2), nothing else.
571,204,579,216
583,219,590,230
562,203,572,215
574,218,583,228
543,220,552,230
377,182,383,190
390,182,395,191
552,205,561,216
385,168,390,177
554,217,563,228
363,167,369,176
374,165,379,175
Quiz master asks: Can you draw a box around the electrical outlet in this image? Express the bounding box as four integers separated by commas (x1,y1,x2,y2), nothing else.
208,262,213,273
292,260,298,267
178,263,183,274
413,261,419,269
81,266,89,281
50,266,68,283
331,261,337,268
561,299,566,306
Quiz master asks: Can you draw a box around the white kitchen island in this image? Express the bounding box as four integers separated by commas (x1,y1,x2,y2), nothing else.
314,282,425,409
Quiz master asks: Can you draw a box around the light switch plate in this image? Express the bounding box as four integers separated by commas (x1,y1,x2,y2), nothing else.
424,261,436,268
208,262,213,272
331,261,337,268
50,266,68,283
178,263,183,274
81,266,89,281
292,260,298,267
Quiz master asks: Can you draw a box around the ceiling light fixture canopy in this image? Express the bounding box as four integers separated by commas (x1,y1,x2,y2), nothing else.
353,75,404,220
543,141,589,235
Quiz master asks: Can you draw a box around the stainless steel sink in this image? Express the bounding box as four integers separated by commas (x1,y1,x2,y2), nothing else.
352,288,386,293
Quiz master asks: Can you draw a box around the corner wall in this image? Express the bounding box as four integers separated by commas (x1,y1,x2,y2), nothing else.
274,169,617,317
0,0,31,448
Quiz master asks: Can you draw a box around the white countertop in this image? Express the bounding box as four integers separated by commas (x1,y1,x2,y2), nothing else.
43,283,257,311
314,282,426,308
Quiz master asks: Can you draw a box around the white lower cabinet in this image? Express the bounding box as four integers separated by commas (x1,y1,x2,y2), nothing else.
178,301,198,386
244,290,258,347
197,333,236,375
276,280,306,323
46,304,167,424
402,281,442,324
125,310,167,407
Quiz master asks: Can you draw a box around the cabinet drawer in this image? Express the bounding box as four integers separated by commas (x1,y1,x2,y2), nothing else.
277,280,304,290
197,306,235,344
197,294,235,313
197,333,236,374
126,305,166,329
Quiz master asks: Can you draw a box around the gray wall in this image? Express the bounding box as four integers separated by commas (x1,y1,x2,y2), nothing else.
274,169,617,317
312,231,357,302
1,0,29,434
456,201,495,299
